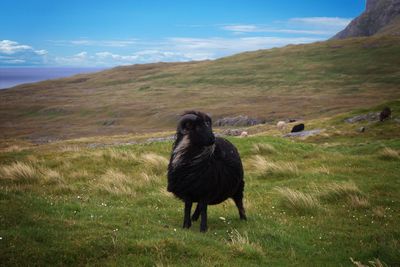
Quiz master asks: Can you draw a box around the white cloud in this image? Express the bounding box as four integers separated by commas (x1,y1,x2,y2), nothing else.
0,40,39,55
221,17,352,36
49,35,321,67
3,59,26,64
35,49,48,55
0,40,48,58
54,51,90,65
222,25,333,35
50,39,138,47
167,36,319,54
289,17,352,27
0,40,48,65
222,25,260,32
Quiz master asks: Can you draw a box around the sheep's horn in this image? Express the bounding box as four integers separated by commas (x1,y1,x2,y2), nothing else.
179,113,198,123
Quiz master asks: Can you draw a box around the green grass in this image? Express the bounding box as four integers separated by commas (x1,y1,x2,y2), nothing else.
1,103,400,266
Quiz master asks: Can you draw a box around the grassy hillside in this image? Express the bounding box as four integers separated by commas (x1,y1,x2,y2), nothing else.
1,101,399,266
1,36,400,142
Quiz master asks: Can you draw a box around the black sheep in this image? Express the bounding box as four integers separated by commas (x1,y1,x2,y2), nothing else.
291,123,305,133
167,111,246,232
380,107,391,122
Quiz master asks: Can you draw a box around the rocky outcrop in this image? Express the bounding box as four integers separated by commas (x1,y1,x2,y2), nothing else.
332,0,400,39
214,115,265,127
283,129,324,138
344,112,380,123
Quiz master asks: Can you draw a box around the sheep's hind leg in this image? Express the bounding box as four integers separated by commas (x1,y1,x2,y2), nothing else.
183,201,192,229
199,202,208,232
191,203,200,221
233,195,247,220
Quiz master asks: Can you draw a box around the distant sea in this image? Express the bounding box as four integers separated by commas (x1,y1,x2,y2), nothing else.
0,67,106,89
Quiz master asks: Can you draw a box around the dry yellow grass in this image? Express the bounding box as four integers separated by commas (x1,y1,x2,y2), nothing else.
379,147,400,160
350,257,387,267
347,195,369,209
94,168,159,196
372,206,385,218
275,187,321,214
252,143,276,154
2,145,23,152
227,229,264,255
69,169,89,181
313,165,331,175
0,161,40,183
41,168,65,185
158,187,173,197
59,145,81,152
96,169,135,196
103,148,138,162
140,153,168,174
140,172,160,184
248,155,299,177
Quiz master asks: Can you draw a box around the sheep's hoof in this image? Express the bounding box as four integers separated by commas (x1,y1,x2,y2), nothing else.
200,225,208,232
183,221,191,229
240,215,247,220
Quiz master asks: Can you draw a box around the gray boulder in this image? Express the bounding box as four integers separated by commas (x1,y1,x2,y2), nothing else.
345,112,380,123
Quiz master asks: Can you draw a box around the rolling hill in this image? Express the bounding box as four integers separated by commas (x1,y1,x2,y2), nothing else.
1,35,400,142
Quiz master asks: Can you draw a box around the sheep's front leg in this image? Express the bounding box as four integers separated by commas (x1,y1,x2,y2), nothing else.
183,200,192,229
199,202,208,232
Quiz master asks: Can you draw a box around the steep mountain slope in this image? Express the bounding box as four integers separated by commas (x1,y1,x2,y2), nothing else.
1,36,400,142
333,0,400,39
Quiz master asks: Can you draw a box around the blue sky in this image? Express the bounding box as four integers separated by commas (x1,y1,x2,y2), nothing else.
0,0,366,67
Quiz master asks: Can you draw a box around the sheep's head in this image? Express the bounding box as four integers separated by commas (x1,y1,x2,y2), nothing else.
177,111,215,147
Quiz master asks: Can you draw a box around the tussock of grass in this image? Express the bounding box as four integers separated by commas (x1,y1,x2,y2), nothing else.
158,187,173,197
252,143,276,154
347,195,369,209
319,182,363,202
103,148,138,162
372,206,385,218
313,165,331,175
96,169,135,196
379,147,399,160
350,257,388,267
0,161,40,183
140,172,159,183
69,169,89,181
140,153,168,174
59,145,81,152
3,145,23,152
249,155,299,177
41,168,65,185
275,187,321,214
227,229,264,256
95,169,158,196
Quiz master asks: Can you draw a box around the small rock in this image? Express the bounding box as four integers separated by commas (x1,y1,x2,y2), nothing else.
221,129,242,136
358,126,366,133
284,129,323,138
102,120,116,126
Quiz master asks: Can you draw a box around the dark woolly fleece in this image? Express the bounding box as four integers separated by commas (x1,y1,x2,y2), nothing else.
167,111,246,232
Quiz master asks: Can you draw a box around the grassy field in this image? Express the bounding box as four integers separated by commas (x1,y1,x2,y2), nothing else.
1,35,400,141
1,101,399,266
